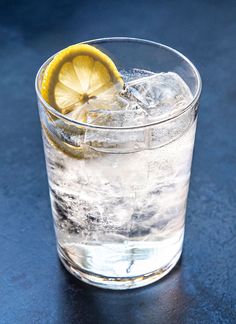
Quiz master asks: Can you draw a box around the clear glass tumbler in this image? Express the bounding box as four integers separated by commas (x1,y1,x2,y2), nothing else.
35,38,201,289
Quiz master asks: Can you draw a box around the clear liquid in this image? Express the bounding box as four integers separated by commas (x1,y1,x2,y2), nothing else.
42,69,196,288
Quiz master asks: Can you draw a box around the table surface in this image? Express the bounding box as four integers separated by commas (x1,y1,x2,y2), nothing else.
1,0,236,323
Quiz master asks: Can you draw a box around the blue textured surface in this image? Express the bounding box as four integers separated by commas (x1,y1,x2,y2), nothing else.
0,0,236,323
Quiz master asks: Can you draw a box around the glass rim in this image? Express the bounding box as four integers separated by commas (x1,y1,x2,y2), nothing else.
35,37,202,130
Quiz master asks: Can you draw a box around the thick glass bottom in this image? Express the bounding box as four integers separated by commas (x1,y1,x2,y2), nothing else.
57,244,182,290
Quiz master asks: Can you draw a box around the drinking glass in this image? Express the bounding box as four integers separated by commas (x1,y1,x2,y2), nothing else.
35,37,201,289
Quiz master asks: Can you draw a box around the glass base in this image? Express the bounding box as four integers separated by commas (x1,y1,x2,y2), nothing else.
57,244,181,290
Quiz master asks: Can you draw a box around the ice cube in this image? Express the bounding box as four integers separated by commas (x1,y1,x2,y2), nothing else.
84,108,148,153
84,94,129,126
123,72,193,120
88,108,147,128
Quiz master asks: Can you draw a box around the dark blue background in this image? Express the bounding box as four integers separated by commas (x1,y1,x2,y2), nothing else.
0,0,236,323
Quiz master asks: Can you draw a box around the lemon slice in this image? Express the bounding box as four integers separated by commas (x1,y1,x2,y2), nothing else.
41,43,124,120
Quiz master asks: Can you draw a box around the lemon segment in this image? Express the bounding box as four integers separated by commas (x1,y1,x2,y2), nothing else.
41,44,124,120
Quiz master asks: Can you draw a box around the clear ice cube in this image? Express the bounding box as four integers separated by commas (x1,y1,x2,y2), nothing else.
123,71,193,121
